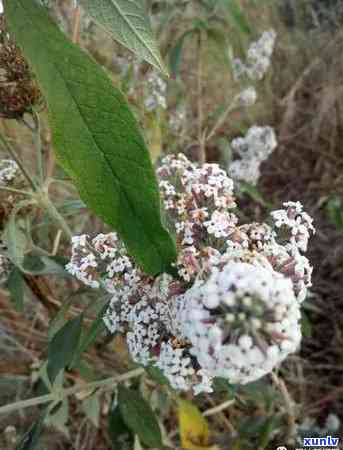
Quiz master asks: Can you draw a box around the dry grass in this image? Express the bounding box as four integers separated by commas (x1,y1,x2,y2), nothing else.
1,1,343,449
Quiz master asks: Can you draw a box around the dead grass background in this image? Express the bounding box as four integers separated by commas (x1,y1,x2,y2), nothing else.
1,0,343,448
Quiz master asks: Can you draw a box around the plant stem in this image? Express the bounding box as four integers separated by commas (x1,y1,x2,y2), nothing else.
0,132,38,192
72,5,82,44
271,372,297,442
197,30,206,164
0,186,33,196
32,110,44,184
205,100,236,143
39,193,73,239
0,367,144,416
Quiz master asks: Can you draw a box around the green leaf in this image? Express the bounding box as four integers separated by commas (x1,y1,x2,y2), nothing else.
108,404,134,450
326,196,343,229
72,302,108,366
5,0,177,276
118,385,162,449
239,181,272,209
6,267,25,311
213,377,237,396
301,312,313,338
46,399,70,438
206,27,231,70
3,214,28,267
169,30,194,78
15,407,48,450
22,254,67,276
219,0,252,35
22,254,45,273
80,0,168,75
82,392,101,428
47,314,83,384
258,416,281,449
146,365,170,386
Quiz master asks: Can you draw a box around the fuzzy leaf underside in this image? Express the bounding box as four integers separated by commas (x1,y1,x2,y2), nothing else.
80,0,168,75
5,0,177,276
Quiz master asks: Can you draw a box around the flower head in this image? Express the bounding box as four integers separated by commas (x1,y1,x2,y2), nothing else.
0,159,18,185
67,154,314,394
180,261,301,384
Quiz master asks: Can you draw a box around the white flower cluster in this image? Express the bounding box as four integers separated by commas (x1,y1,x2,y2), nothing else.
144,71,167,111
233,30,277,81
169,104,187,134
228,126,277,185
235,86,257,107
66,233,141,292
180,262,301,384
271,201,315,253
67,154,314,394
0,159,19,185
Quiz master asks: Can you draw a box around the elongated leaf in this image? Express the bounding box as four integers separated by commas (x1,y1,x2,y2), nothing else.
47,314,83,384
146,365,170,386
108,404,134,450
3,213,28,267
206,27,231,70
5,0,177,276
82,392,101,428
169,30,194,78
327,197,343,229
6,267,25,311
15,407,48,450
118,385,162,449
46,399,70,438
80,0,167,75
22,254,67,276
71,302,108,366
220,0,252,35
239,181,272,209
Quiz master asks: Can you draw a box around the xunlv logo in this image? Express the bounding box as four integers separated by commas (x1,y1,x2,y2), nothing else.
303,436,340,447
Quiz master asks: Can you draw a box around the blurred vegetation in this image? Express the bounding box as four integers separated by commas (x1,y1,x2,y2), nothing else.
1,0,343,449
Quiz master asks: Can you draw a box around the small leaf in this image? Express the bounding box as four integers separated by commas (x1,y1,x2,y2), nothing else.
206,27,231,70
239,181,271,208
258,416,280,448
5,0,177,276
71,302,108,367
47,314,83,384
3,214,28,267
15,407,48,450
212,377,237,396
301,312,313,338
22,254,45,273
23,254,67,276
118,385,162,449
146,365,170,386
219,0,252,35
326,196,343,229
80,0,168,75
46,399,70,438
82,392,101,428
6,267,25,311
178,399,211,450
169,30,194,78
108,404,134,450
